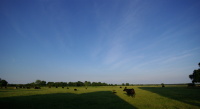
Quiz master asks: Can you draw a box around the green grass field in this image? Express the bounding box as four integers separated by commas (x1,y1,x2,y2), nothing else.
0,86,200,109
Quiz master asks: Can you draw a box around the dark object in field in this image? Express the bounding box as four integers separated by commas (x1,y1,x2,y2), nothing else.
14,86,18,89
26,87,30,89
74,89,77,91
123,87,135,97
48,86,51,88
120,87,122,88
67,87,69,89
85,88,87,89
56,86,58,88
188,83,196,87
113,90,117,94
34,87,41,89
62,87,64,88
161,83,165,87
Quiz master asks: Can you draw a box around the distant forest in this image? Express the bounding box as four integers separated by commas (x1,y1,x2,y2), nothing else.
4,79,132,87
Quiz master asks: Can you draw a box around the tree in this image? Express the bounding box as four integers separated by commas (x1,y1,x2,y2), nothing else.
92,82,97,86
98,82,102,86
35,80,42,85
54,82,60,87
87,81,91,86
102,82,108,86
0,78,8,87
126,83,129,86
47,82,54,87
161,83,165,87
189,63,200,84
62,82,68,87
35,80,46,86
84,81,89,88
27,82,35,87
76,81,84,86
41,81,46,86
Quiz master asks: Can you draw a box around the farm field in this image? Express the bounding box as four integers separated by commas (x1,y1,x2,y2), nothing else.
0,86,200,109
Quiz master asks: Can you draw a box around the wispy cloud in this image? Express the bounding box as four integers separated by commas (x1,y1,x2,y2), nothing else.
127,47,200,73
90,1,146,67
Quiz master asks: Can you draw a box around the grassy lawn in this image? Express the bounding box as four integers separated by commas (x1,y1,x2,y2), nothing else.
0,86,200,109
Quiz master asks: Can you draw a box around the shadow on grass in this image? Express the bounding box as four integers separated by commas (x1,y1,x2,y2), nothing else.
139,87,200,107
0,91,137,109
123,93,136,98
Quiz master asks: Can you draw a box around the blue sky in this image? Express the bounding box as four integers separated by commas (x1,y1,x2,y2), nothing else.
0,0,200,84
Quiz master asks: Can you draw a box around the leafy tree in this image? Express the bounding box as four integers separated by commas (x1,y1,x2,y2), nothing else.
62,82,68,87
35,80,42,85
0,78,8,87
161,83,165,87
68,82,77,86
41,81,46,86
54,82,60,87
126,83,129,86
76,81,84,86
84,81,90,88
87,81,91,86
92,82,97,86
35,80,46,86
98,82,102,86
102,82,108,86
47,82,54,86
68,82,72,86
26,82,35,87
189,63,200,84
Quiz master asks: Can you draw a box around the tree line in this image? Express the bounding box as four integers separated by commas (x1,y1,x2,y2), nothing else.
27,80,110,87
25,80,131,87
1,79,132,88
3,62,199,88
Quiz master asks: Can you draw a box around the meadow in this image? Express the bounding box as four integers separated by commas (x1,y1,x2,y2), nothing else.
0,85,200,109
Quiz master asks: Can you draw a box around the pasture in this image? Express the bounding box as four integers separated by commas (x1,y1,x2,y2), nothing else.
0,85,200,109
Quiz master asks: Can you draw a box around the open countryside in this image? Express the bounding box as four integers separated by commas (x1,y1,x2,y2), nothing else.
1,0,200,109
1,85,200,109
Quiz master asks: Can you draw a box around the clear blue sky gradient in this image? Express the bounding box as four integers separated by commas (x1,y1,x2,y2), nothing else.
0,0,200,84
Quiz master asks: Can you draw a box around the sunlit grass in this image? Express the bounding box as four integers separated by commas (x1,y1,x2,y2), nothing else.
0,86,200,109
